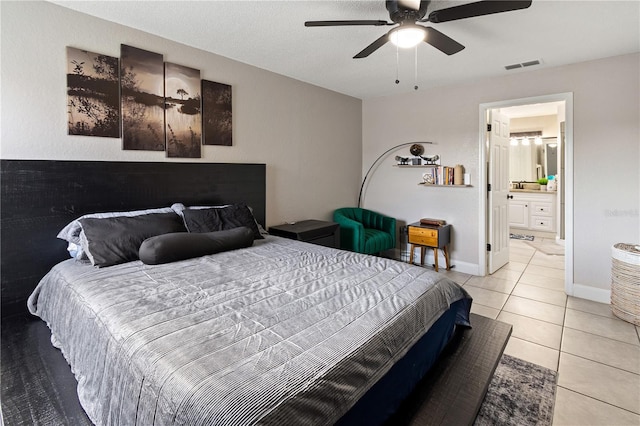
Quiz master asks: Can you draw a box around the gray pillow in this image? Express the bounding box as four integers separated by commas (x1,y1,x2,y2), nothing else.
139,227,254,265
182,204,263,239
58,206,175,245
79,212,186,267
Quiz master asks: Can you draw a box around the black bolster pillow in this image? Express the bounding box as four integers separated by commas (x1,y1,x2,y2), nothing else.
139,226,254,265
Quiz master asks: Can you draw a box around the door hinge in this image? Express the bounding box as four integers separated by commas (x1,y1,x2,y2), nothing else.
486,123,492,132
487,243,492,252
487,183,491,191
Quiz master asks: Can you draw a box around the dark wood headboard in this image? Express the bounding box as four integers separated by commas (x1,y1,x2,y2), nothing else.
0,160,266,318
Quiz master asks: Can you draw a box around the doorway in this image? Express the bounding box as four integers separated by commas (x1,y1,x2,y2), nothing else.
478,93,574,296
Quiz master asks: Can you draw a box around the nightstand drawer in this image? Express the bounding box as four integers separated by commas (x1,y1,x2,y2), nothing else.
409,234,438,247
408,227,438,247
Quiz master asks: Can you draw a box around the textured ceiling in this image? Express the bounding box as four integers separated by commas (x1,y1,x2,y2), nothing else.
52,1,640,100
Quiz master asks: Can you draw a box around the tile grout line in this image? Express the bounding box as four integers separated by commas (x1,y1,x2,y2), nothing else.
507,240,640,423
555,384,640,417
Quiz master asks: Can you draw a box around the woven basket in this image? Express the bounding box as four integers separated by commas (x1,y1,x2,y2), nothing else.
611,243,640,325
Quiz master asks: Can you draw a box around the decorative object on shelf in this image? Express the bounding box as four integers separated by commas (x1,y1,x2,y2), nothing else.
66,47,120,138
454,164,464,185
537,177,548,191
410,144,428,164
359,141,434,207
422,172,434,184
420,154,440,165
395,155,409,165
409,143,424,157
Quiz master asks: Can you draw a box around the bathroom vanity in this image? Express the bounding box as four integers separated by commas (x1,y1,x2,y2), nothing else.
509,190,557,233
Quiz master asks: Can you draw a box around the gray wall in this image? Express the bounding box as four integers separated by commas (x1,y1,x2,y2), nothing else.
363,53,639,302
0,1,363,227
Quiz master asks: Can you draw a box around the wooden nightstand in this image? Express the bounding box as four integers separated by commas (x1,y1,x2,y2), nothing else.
269,220,340,249
407,222,452,272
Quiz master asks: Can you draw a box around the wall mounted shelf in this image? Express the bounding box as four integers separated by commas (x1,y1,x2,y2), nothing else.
418,183,473,187
393,164,440,168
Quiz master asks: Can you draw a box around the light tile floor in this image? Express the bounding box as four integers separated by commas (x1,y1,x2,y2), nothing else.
441,237,640,425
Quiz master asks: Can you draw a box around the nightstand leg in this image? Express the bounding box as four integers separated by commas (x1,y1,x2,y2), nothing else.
444,245,451,271
409,244,415,264
420,247,426,266
433,248,439,272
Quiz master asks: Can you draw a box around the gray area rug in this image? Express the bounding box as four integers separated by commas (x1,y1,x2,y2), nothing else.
510,233,534,241
474,354,557,426
524,240,565,256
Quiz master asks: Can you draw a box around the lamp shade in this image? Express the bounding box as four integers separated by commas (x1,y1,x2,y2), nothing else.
389,25,426,48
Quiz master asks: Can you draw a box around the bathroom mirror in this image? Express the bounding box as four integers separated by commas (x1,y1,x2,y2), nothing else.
509,135,558,182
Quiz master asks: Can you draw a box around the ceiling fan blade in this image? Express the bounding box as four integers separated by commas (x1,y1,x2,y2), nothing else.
426,0,532,23
354,32,391,58
305,20,390,27
423,27,465,55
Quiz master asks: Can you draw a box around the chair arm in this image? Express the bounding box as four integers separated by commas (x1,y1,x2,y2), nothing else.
333,214,365,252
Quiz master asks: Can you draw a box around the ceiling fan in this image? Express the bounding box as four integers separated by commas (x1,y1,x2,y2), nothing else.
305,0,533,59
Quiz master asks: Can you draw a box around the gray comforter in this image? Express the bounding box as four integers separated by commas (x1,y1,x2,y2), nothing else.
28,236,471,425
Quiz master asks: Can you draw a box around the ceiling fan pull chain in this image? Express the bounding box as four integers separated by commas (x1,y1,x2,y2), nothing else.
395,43,400,84
414,46,419,90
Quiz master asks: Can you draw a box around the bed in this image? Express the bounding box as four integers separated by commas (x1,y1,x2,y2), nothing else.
3,160,472,425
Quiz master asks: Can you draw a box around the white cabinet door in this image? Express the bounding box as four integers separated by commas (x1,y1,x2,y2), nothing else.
509,200,529,228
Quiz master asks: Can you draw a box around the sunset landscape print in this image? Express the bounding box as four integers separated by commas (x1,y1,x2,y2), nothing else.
66,47,119,137
120,44,165,151
165,62,201,158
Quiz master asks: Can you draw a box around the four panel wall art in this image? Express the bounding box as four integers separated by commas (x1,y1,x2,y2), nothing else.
66,44,233,158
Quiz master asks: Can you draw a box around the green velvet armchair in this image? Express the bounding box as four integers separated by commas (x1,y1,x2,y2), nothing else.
333,207,396,255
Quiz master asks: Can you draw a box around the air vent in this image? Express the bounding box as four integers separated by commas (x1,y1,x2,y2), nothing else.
504,59,542,71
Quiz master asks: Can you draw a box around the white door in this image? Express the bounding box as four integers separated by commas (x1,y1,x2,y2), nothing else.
488,110,510,274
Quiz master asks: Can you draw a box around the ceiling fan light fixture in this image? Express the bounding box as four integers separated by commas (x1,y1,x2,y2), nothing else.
389,25,426,48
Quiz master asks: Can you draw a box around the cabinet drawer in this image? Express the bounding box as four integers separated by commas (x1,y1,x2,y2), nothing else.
408,227,438,247
530,216,554,231
531,202,553,217
410,235,438,247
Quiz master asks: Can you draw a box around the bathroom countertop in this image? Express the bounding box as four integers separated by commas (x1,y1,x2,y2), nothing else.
510,189,557,194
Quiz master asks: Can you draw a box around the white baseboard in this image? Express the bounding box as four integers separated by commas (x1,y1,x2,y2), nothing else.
417,253,479,275
570,283,611,304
